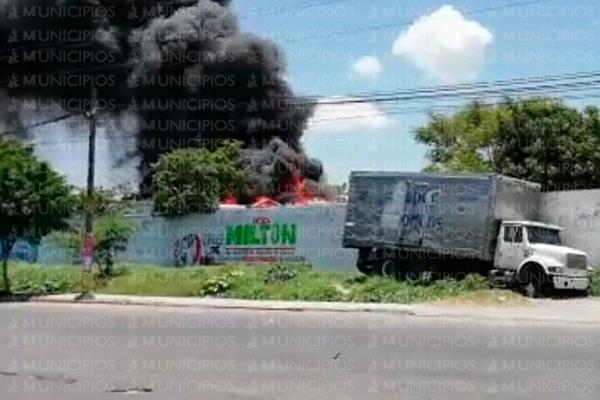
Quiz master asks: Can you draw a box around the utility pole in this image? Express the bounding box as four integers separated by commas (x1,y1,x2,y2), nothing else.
77,86,98,301
542,125,548,192
85,86,98,234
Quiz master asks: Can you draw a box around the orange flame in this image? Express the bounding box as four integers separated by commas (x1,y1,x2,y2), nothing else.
252,196,281,208
283,175,322,204
221,193,239,205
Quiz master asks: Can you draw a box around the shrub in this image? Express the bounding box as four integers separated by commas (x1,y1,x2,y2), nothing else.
18,278,71,295
197,271,244,297
94,217,138,276
264,264,300,284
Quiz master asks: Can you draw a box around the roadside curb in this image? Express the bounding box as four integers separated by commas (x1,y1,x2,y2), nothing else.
24,294,600,325
28,294,418,314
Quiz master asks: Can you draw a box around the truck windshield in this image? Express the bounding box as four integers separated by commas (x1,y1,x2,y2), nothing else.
527,227,561,245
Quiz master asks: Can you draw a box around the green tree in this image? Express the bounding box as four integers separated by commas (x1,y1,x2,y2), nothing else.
75,187,129,217
0,137,75,292
416,101,509,173
415,97,600,190
152,141,247,216
93,216,137,276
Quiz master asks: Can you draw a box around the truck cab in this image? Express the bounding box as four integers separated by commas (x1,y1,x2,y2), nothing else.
493,221,592,296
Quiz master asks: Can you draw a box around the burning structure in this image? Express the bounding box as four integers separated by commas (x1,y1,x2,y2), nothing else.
0,0,323,203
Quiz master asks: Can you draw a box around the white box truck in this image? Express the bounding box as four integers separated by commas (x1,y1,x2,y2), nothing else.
342,172,592,297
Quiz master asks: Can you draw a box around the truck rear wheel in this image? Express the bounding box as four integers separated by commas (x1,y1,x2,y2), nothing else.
401,258,442,283
403,265,433,283
357,262,375,276
376,259,398,279
356,248,376,276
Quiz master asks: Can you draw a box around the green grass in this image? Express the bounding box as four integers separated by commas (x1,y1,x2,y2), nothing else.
1,262,598,304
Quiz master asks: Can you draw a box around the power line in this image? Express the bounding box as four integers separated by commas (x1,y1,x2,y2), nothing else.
26,112,80,129
5,69,600,137
344,71,600,101
10,75,600,125
25,90,600,147
309,92,600,123
22,86,600,143
4,61,600,104
284,0,556,43
320,80,600,106
4,63,600,107
310,87,600,123
302,73,600,106
0,112,80,137
239,0,356,19
10,80,600,137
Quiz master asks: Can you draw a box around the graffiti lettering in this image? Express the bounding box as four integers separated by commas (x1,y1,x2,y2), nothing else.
226,223,297,246
401,186,443,232
173,232,225,267
173,234,202,267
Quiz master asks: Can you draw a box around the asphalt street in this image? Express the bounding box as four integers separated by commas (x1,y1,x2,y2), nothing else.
0,303,598,399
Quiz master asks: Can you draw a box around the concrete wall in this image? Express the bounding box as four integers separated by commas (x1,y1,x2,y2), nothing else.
35,203,359,272
540,189,600,266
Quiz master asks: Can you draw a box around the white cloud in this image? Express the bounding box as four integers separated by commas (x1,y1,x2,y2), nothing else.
352,56,383,79
392,5,493,84
306,97,390,134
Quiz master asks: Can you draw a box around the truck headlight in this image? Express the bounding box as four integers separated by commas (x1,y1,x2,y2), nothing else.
548,266,563,274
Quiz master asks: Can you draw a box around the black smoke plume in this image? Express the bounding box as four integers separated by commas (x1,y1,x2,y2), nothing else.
0,0,322,200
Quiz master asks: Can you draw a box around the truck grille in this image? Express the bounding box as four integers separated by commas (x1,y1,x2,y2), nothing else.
567,254,587,270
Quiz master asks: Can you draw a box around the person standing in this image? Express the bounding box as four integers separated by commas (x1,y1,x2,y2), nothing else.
76,232,96,300
81,233,96,271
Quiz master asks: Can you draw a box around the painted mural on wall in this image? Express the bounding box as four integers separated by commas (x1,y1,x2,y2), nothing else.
172,216,305,266
173,234,204,267
0,239,39,263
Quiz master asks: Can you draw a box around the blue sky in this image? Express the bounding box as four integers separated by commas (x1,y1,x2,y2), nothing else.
234,0,600,183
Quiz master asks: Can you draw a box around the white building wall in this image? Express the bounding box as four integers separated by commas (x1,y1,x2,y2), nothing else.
540,189,600,266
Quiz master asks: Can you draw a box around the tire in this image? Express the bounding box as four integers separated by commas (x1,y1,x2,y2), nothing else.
356,248,376,276
357,261,376,276
402,262,427,283
521,264,549,298
376,259,398,279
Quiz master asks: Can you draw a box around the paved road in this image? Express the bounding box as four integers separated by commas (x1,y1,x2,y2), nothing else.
0,303,598,399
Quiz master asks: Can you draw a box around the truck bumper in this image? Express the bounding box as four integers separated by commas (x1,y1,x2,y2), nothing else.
552,275,590,290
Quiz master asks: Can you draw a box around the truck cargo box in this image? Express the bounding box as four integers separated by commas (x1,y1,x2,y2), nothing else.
343,172,541,262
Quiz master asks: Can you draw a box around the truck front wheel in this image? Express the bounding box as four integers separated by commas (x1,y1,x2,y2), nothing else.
519,263,549,298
